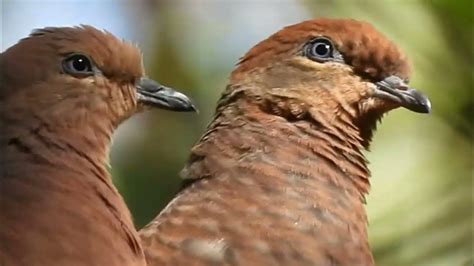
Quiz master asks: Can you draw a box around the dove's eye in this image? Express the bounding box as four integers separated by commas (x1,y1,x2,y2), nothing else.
62,54,95,77
304,37,343,63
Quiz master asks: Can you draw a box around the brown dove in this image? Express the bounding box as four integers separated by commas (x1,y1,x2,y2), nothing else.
0,26,195,266
139,18,431,266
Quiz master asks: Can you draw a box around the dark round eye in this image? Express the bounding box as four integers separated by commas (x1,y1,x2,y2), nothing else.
62,54,94,76
305,37,339,62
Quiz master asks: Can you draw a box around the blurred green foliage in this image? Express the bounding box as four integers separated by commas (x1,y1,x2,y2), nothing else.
111,1,472,265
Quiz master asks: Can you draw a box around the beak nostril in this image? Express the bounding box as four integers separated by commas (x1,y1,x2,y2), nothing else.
398,84,409,91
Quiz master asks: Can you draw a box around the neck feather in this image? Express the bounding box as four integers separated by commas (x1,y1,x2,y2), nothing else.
2,115,113,183
0,112,144,263
170,98,374,264
183,98,371,198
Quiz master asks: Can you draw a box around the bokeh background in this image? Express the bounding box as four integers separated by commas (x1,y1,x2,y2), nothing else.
2,0,472,265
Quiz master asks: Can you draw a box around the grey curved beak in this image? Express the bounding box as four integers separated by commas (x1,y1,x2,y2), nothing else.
375,76,431,114
136,78,197,112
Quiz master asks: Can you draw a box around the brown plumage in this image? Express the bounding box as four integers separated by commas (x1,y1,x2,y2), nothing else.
0,26,195,266
140,18,431,265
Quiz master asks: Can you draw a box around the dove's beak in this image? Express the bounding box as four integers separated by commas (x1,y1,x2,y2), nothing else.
136,78,197,112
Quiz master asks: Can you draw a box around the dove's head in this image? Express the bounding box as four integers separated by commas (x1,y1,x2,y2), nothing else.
229,18,431,145
1,25,196,129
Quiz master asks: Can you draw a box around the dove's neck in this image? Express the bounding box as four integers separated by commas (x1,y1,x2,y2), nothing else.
1,114,145,265
183,99,371,198
176,99,374,264
1,116,114,186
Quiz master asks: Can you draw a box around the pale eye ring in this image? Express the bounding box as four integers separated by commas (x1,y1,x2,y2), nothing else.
304,37,342,63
